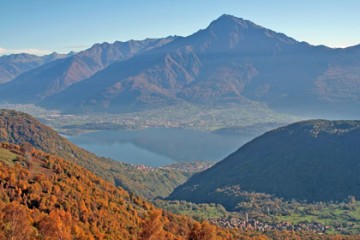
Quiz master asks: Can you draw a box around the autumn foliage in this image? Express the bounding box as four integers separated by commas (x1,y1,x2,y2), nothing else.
0,142,243,239
0,142,358,239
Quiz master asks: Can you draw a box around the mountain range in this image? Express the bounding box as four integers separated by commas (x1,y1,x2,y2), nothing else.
0,37,174,103
168,120,360,209
1,14,360,117
0,52,72,84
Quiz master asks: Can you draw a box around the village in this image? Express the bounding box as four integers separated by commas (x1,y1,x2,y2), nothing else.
209,216,332,234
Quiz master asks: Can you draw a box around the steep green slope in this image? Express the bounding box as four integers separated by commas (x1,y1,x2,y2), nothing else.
0,109,189,199
169,120,360,209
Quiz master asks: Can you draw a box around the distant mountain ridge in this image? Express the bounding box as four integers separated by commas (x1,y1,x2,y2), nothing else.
0,37,175,103
0,52,72,83
168,120,360,209
1,15,360,117
39,15,308,113
39,14,360,116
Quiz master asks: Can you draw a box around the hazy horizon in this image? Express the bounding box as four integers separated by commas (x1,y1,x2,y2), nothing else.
1,0,360,56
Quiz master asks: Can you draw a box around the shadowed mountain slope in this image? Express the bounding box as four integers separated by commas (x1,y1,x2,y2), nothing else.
168,120,360,209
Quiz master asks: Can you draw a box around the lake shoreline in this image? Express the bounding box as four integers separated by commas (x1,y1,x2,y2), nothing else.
66,128,252,167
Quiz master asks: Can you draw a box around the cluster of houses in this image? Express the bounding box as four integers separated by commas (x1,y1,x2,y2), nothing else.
209,217,331,234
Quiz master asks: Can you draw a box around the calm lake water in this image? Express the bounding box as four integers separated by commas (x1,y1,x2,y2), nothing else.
67,128,251,167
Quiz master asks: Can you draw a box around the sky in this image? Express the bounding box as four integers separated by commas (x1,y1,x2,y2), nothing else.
1,0,360,56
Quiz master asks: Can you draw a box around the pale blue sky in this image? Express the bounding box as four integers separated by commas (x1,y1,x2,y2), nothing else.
1,0,360,55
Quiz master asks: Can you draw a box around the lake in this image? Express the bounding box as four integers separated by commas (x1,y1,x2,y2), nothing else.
67,128,252,167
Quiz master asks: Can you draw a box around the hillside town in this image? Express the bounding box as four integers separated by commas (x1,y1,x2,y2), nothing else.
208,216,359,234
210,217,329,233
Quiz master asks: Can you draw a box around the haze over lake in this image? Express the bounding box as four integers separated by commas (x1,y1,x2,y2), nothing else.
67,128,251,167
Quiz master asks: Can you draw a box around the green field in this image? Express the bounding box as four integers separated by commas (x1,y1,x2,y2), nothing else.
275,201,360,234
0,148,17,165
155,198,360,235
154,200,228,221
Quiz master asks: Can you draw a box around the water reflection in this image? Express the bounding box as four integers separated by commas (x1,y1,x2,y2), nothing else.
68,128,251,167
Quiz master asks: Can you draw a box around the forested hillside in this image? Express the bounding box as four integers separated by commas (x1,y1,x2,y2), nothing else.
169,120,360,209
0,109,189,199
0,142,246,239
